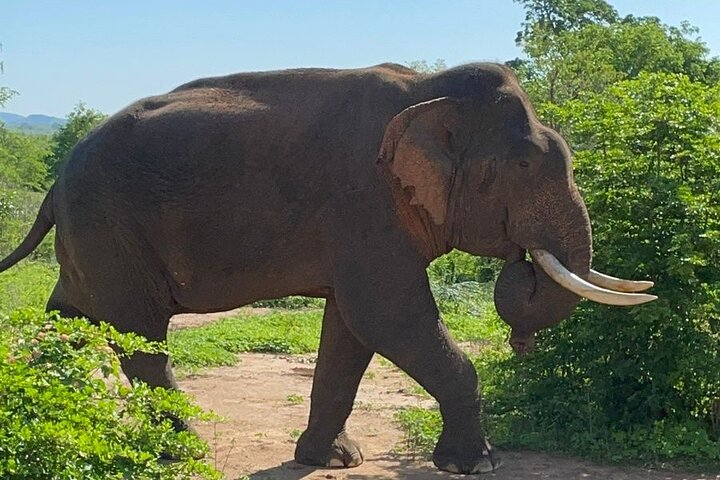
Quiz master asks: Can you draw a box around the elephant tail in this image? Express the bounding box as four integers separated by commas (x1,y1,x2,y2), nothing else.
0,184,56,273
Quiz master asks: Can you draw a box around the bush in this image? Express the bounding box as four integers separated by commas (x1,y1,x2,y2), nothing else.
394,407,442,457
44,104,106,180
427,250,502,318
431,281,491,317
0,126,51,191
483,73,720,466
427,250,502,285
0,186,55,263
0,309,220,479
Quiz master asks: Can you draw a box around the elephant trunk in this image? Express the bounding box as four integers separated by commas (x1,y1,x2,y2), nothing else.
492,207,655,354
493,204,593,355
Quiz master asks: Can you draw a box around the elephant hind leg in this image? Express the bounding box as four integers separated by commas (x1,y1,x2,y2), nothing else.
47,275,181,391
295,293,373,468
84,279,188,432
46,278,85,319
50,229,191,437
88,292,178,391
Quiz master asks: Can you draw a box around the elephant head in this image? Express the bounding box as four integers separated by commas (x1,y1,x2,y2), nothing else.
378,63,655,354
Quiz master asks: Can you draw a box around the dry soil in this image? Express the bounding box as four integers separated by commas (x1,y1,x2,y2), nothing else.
171,311,719,480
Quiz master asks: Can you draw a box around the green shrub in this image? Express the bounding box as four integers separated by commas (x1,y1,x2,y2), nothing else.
482,73,720,466
44,103,107,180
431,281,493,317
0,309,220,479
394,407,442,457
427,250,501,285
0,126,51,190
0,187,56,263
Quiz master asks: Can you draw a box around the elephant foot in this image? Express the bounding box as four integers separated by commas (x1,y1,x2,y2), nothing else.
432,434,501,474
158,413,206,461
163,412,195,434
295,430,364,468
159,450,206,461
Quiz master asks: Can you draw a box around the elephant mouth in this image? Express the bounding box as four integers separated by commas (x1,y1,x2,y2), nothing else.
509,334,535,356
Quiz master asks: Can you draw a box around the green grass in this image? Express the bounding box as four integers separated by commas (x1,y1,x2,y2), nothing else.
167,309,322,375
394,407,442,458
0,261,58,314
286,393,305,405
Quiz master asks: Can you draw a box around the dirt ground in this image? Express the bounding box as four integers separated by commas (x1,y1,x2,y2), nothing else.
172,311,719,480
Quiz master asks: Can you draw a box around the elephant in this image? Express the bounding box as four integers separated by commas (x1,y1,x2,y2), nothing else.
0,63,655,474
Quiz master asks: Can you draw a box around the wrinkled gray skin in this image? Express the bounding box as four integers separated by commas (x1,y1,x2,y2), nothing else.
0,63,591,474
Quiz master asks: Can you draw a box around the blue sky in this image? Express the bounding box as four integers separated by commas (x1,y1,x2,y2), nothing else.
3,1,719,117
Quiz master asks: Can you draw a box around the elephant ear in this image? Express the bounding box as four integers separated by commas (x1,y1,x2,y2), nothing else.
378,97,462,225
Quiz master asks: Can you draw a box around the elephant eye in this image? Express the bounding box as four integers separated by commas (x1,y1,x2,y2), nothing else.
519,160,529,168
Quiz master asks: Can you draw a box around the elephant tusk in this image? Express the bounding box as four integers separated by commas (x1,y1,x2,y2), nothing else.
588,269,654,292
529,249,657,306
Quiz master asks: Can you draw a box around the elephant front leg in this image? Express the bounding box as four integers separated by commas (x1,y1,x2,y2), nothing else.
380,324,498,474
427,340,499,474
334,257,501,475
294,294,373,468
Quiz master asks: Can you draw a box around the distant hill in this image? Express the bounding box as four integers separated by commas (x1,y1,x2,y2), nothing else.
0,112,67,134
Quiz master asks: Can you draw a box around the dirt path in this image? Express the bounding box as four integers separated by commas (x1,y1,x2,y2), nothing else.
169,307,270,330
174,312,718,480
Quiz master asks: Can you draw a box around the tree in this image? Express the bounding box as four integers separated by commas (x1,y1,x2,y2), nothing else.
0,127,51,190
511,1,720,113
488,72,720,464
514,0,618,44
44,103,106,179
487,0,720,464
0,85,14,108
0,127,54,262
407,59,447,74
0,43,17,108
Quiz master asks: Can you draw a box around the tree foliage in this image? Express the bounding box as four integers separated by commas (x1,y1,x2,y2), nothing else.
0,43,17,108
0,102,104,267
491,0,720,465
511,1,720,111
514,0,618,44
407,59,447,74
0,125,55,265
0,86,15,108
0,127,51,190
44,103,106,179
